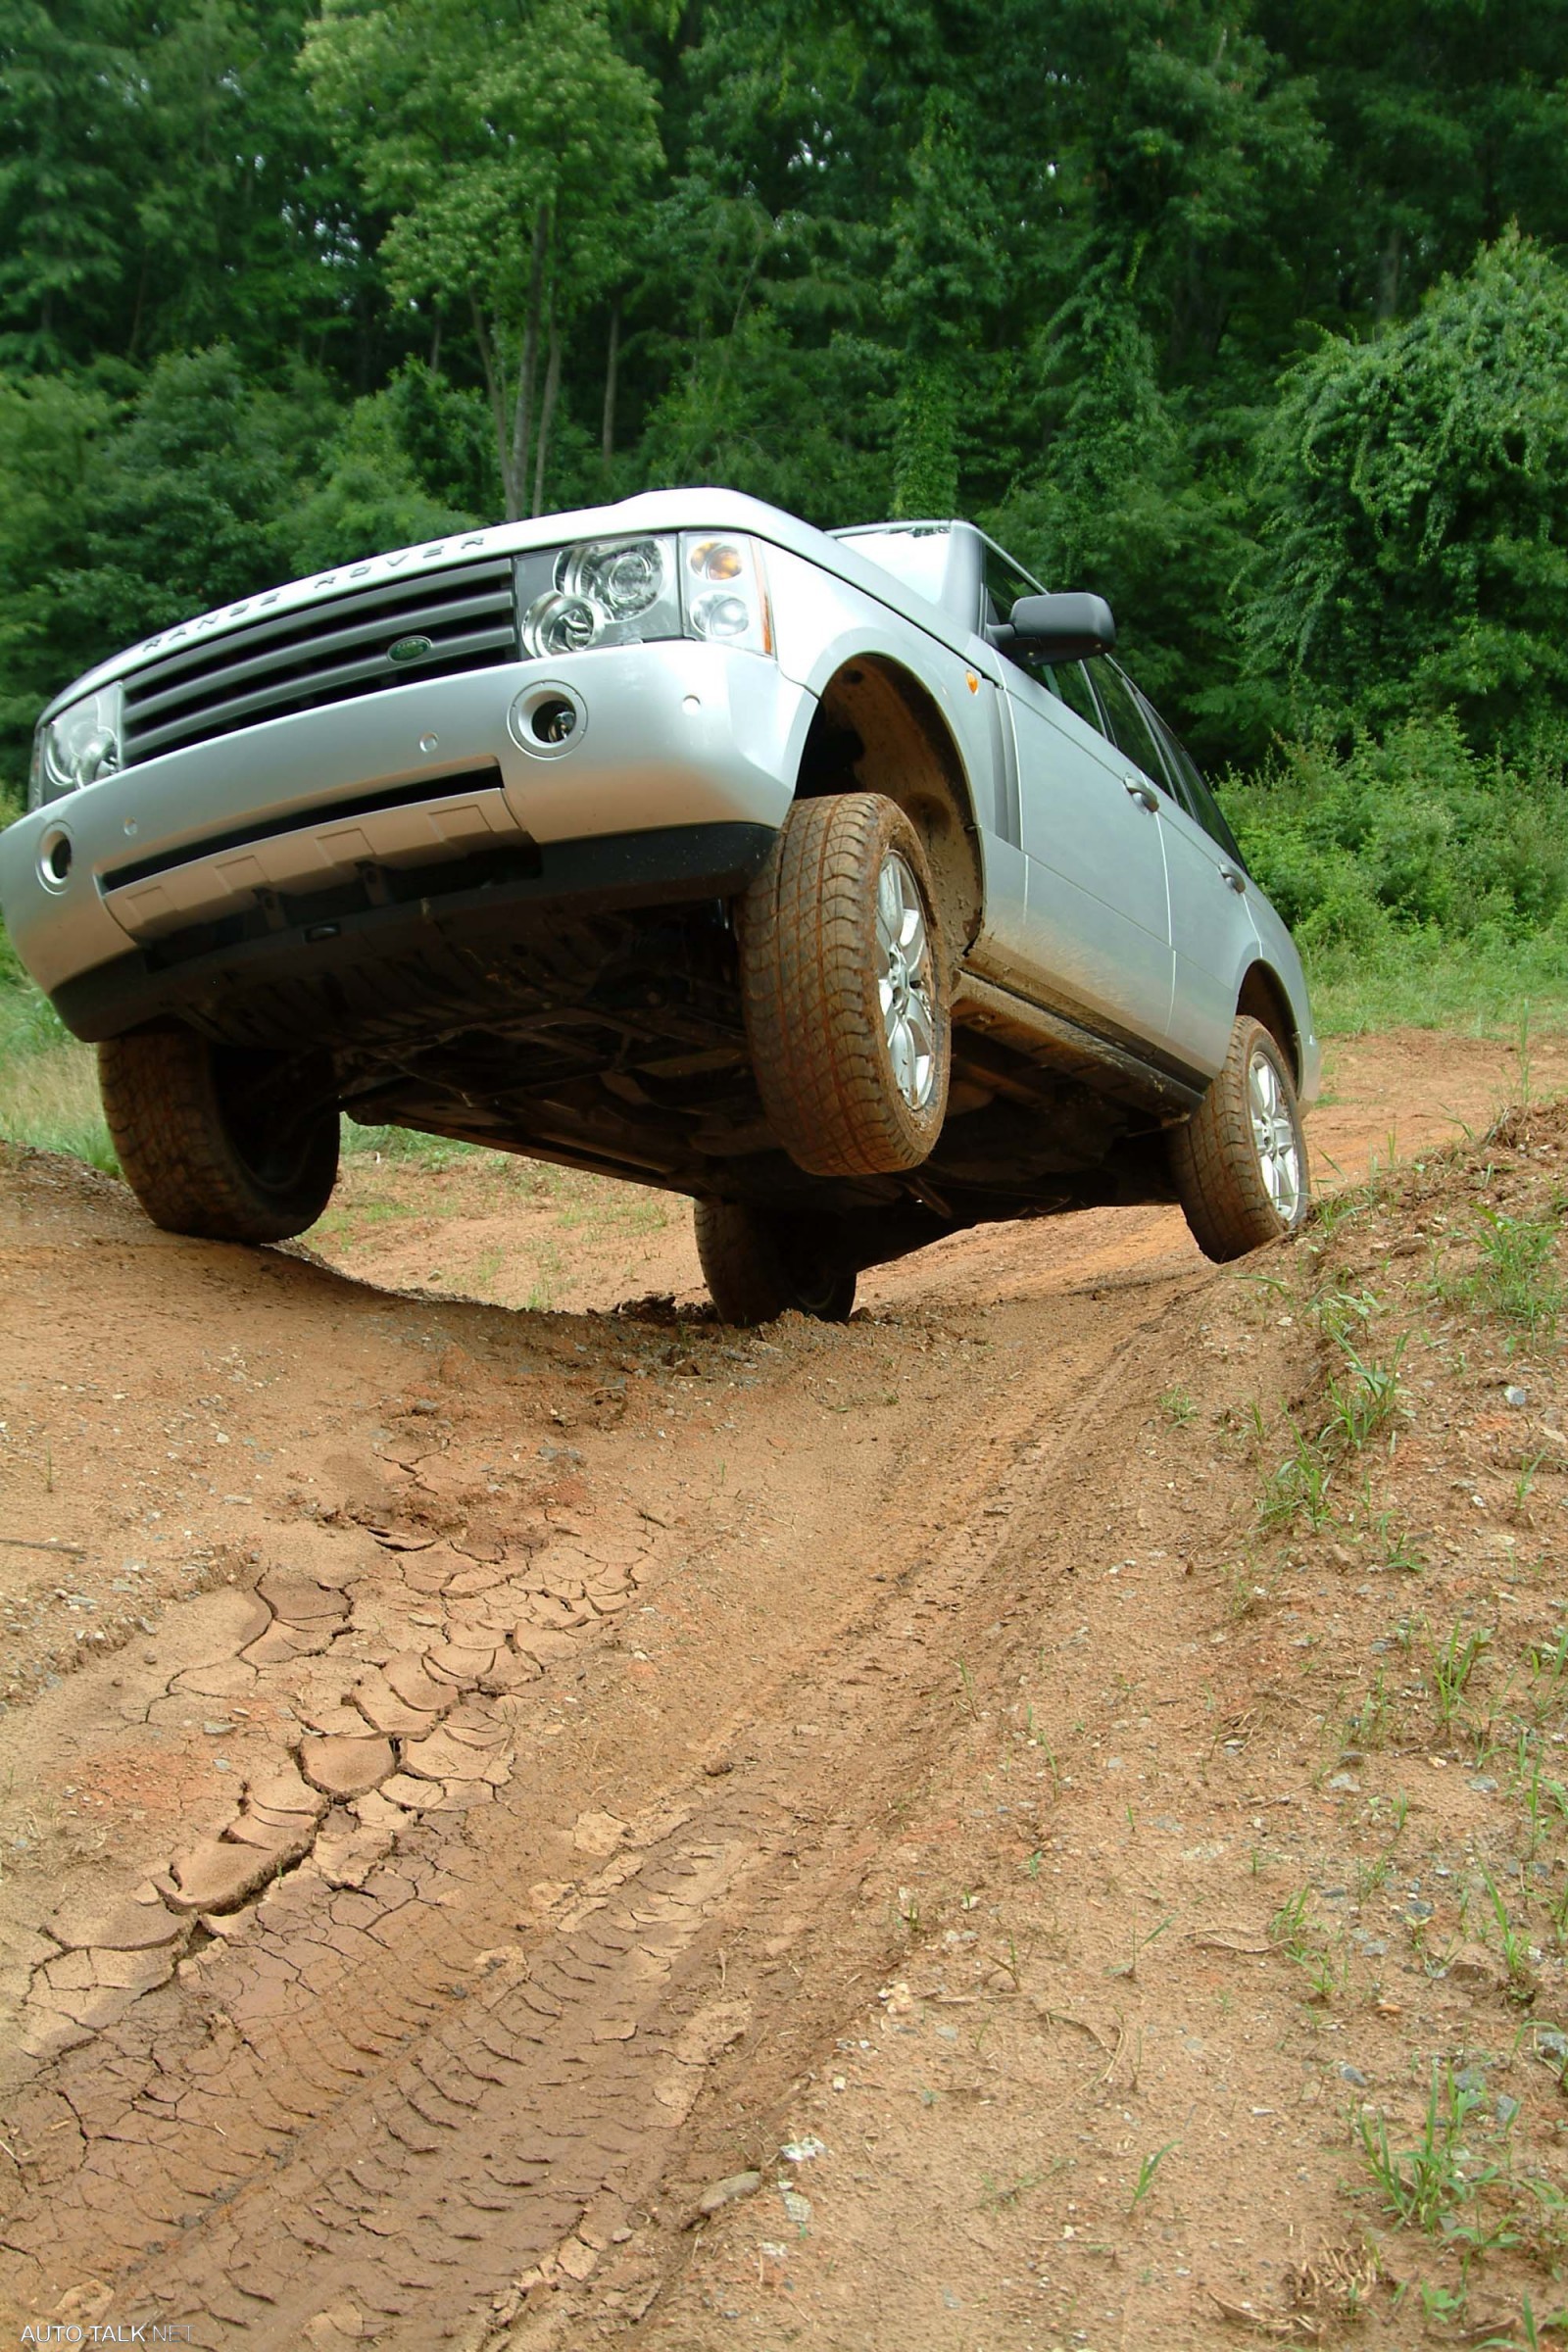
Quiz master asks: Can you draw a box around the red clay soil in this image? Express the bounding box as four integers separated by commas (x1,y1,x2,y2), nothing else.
0,1026,1565,2350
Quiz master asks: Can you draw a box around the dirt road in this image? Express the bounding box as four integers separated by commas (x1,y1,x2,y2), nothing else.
0,1027,1559,2349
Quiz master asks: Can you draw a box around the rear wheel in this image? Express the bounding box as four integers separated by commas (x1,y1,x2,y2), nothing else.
99,1025,340,1243
1170,1013,1308,1261
694,1200,857,1327
739,792,950,1177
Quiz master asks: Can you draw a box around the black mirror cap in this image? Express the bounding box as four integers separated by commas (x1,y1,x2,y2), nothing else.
1000,591,1116,662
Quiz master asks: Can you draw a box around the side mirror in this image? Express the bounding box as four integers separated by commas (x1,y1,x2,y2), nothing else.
993,591,1116,662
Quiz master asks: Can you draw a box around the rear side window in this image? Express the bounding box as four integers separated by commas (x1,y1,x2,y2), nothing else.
1086,659,1169,792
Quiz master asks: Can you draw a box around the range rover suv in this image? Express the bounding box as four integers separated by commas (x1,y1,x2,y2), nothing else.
1,489,1318,1321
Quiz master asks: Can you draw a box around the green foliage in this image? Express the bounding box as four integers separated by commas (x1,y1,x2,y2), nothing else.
1245,231,1568,756
1228,716,1568,965
4,0,1568,1001
302,0,662,517
1356,2063,1503,2238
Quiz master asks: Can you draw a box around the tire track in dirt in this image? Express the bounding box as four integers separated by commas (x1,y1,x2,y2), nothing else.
0,1150,1207,2346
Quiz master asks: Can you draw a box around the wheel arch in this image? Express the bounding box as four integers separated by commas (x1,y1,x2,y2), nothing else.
793,655,983,959
1237,960,1302,1087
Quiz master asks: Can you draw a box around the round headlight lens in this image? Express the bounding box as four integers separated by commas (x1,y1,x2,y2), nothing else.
687,539,746,584
521,592,599,659
688,590,752,642
564,537,665,620
36,686,123,804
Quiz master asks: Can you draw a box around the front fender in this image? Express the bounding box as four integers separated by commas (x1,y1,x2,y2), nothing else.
764,545,996,829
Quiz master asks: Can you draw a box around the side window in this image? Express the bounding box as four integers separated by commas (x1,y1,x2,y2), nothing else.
983,545,1052,683
1086,658,1169,792
1047,661,1105,735
1145,707,1247,866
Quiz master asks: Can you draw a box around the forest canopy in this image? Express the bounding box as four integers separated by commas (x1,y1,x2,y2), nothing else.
3,0,1568,805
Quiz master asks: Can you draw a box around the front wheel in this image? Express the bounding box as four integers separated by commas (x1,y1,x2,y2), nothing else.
739,792,950,1177
1170,1014,1309,1262
694,1200,858,1327
99,1025,340,1243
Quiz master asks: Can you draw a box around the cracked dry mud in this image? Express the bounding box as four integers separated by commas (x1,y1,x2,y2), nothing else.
1,1029,1563,2349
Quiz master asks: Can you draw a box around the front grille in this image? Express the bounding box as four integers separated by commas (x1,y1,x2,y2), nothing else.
120,557,519,766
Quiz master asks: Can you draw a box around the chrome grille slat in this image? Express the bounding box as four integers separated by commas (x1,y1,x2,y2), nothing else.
120,557,519,765
123,625,518,761
126,587,516,725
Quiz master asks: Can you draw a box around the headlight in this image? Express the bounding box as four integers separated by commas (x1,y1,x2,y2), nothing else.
28,686,123,810
514,532,772,662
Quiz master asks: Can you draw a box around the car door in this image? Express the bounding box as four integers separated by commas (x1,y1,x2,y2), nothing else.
1121,680,1259,1076
998,651,1174,1045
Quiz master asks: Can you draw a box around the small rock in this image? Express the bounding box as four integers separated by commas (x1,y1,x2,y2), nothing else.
778,2186,811,2228
1326,1771,1360,1793
1505,1385,1530,1408
1338,2063,1368,2086
779,2135,825,2163
1469,1776,1498,1793
696,2171,763,2220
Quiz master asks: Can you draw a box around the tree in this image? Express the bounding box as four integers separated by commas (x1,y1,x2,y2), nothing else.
302,0,662,518
1244,227,1568,757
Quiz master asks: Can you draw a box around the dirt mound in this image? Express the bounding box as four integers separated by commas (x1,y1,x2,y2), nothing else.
0,1031,1564,2347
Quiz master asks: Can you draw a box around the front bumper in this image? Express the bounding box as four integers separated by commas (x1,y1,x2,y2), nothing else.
47,820,776,1046
1,641,808,1004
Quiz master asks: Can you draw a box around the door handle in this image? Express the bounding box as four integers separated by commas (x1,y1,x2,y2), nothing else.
1123,776,1158,812
1220,866,1247,894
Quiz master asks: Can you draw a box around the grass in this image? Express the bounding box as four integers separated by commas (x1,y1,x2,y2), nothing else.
1430,1619,1494,1728
1355,2062,1504,2238
0,932,118,1171
1310,934,1568,1039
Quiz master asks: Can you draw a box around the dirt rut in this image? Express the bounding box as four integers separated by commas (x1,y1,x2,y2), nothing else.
0,1136,1209,2345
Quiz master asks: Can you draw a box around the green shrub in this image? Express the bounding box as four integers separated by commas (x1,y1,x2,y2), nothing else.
1227,714,1568,960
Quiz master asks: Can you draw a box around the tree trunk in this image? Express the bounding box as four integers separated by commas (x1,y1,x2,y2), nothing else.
1376,226,1402,322
471,296,517,520
532,312,563,517
507,207,550,521
601,297,620,471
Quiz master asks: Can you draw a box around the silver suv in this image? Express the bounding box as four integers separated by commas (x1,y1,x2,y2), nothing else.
2,489,1318,1321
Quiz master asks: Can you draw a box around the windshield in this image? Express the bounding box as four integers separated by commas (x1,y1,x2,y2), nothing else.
831,520,991,628
833,522,956,604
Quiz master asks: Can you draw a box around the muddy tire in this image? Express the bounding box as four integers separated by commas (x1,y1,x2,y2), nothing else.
1171,1014,1309,1261
694,1200,858,1326
739,792,950,1177
99,1024,340,1243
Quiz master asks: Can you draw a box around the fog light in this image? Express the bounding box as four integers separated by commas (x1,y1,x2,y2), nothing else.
38,826,74,890
509,680,586,760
